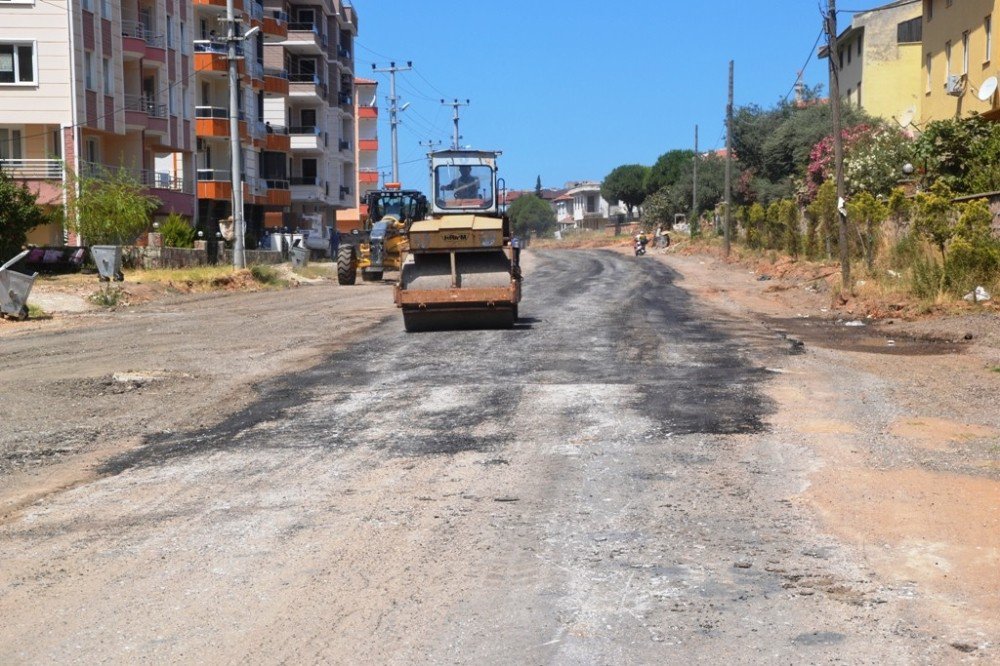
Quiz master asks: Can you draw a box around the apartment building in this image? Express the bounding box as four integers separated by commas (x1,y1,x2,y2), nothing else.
262,0,357,234
337,75,377,232
193,0,292,241
820,1,924,128
921,0,999,122
1,0,196,245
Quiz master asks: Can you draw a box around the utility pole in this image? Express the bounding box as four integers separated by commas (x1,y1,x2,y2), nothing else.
419,139,441,188
724,60,734,257
226,0,246,268
372,61,412,183
441,98,470,149
691,124,699,237
827,0,850,288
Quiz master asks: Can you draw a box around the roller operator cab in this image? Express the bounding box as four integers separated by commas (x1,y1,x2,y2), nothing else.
395,149,522,332
337,184,427,285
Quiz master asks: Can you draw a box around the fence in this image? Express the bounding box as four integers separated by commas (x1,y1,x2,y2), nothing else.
123,243,282,270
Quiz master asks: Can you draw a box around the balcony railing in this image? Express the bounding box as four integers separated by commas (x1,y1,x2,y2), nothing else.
288,125,320,135
264,67,288,80
265,178,289,190
270,9,288,22
0,159,63,180
121,20,164,48
338,93,352,107
141,170,194,194
197,168,232,181
125,94,167,118
290,176,321,186
263,122,288,134
249,0,263,21
288,22,317,33
193,39,242,56
337,46,351,61
338,139,350,151
196,106,244,120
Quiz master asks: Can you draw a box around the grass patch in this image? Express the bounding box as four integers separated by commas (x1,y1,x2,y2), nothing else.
293,264,334,280
26,303,51,320
132,265,241,286
248,264,284,286
88,286,126,308
991,366,1000,374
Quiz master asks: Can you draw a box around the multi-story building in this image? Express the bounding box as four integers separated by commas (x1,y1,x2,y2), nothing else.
337,75,377,232
921,0,999,123
193,0,292,242
1,0,196,245
262,0,356,234
820,0,924,127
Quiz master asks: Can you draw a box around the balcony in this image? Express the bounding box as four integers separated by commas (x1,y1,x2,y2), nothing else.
263,10,288,42
0,159,63,180
196,106,248,140
194,40,243,76
142,170,195,216
193,0,243,12
264,179,291,206
124,94,168,134
196,168,233,200
358,138,378,152
263,68,289,97
261,124,290,152
288,73,327,101
336,46,352,66
339,185,351,202
358,105,377,119
290,176,326,203
358,168,378,185
337,93,353,111
288,125,323,152
284,23,326,54
122,20,166,62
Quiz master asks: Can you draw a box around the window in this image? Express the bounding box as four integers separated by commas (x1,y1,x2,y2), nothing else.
101,0,111,17
847,44,852,65
586,195,596,214
102,57,111,94
84,51,94,89
166,16,173,49
857,36,862,57
51,129,61,159
0,42,36,85
926,52,932,93
927,0,933,21
86,137,99,164
897,17,922,44
945,40,952,81
81,0,92,11
857,81,862,107
838,48,844,70
0,128,23,161
180,22,187,53
987,16,993,62
962,31,969,74
168,85,175,115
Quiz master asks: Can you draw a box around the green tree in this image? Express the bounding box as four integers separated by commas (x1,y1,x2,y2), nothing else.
68,166,160,246
807,181,839,259
667,154,726,225
746,203,765,249
534,175,542,198
645,150,694,196
640,188,674,230
764,201,783,249
846,191,888,271
601,164,648,220
159,212,196,248
508,194,555,238
0,170,50,259
779,199,801,257
914,115,998,193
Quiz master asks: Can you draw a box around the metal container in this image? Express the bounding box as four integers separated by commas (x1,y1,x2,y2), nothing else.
0,250,38,320
90,245,123,281
289,244,309,269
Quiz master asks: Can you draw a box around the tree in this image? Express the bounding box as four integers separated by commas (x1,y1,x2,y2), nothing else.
640,188,674,230
846,191,888,271
507,194,555,237
645,150,694,196
601,164,648,220
915,115,1000,194
0,170,50,259
68,166,160,245
534,175,542,198
159,212,196,248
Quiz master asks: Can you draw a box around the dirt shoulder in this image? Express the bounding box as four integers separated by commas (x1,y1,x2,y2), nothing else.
645,245,1000,646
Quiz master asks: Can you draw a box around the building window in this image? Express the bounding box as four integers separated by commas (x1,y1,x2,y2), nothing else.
962,31,970,74
166,16,173,49
857,36,862,57
0,128,23,161
81,0,92,11
927,0,933,21
838,48,844,70
926,52,932,93
180,22,187,54
586,195,596,214
168,85,175,115
945,40,951,82
0,42,36,85
51,128,61,158
857,81,862,107
847,44,852,65
101,0,111,17
897,17,922,44
986,16,993,62
86,137,99,164
84,51,95,89
102,57,111,94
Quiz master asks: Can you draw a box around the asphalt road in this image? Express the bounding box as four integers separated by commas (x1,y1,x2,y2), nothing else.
0,250,938,663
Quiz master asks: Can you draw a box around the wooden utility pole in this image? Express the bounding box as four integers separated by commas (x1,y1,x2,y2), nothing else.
691,124,699,236
724,60,733,257
827,0,851,288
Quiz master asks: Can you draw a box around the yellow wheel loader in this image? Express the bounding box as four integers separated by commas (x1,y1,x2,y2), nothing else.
337,185,428,285
394,149,522,332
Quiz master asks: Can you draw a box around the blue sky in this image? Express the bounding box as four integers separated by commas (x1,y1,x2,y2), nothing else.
353,1,881,191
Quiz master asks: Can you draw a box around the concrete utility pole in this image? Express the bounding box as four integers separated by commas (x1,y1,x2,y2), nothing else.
724,61,734,257
226,0,246,268
691,124,699,237
827,0,851,288
441,98,470,149
372,61,412,183
419,139,441,187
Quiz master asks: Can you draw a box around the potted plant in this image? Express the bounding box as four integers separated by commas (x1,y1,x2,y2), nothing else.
67,166,160,281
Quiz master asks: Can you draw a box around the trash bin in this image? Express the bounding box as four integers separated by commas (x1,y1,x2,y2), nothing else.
289,244,308,269
0,250,38,320
90,245,123,281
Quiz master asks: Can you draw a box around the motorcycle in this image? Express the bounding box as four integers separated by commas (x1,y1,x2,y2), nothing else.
634,238,647,256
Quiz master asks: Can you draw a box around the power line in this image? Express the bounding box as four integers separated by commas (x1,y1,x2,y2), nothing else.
782,27,825,104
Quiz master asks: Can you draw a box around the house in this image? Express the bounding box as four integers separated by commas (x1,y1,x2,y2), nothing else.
920,0,1000,123
819,0,924,129
553,181,624,230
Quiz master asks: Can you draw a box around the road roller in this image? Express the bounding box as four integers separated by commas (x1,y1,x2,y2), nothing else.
394,149,522,332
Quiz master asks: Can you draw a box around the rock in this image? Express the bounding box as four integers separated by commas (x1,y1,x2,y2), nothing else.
963,286,991,302
949,641,979,653
963,333,974,340
733,558,753,569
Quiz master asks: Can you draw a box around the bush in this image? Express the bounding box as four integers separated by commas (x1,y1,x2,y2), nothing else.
249,264,281,285
68,166,160,246
159,213,196,248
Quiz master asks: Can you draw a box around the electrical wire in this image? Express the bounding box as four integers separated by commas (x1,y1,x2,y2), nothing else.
782,27,826,104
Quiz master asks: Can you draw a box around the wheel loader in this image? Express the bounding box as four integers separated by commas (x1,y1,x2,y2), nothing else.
394,149,522,332
337,185,428,285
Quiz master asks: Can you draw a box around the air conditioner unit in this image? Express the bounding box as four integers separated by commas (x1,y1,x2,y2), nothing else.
946,75,966,96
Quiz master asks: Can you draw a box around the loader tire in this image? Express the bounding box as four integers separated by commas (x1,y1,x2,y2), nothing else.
337,246,357,285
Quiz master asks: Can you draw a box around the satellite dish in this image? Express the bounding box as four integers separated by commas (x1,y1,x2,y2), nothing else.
977,76,998,101
898,109,914,127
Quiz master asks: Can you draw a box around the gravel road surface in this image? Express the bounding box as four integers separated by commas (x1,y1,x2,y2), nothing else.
0,250,991,663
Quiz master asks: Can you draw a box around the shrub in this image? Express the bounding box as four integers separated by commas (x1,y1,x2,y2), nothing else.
159,213,196,248
68,166,160,246
249,264,281,285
